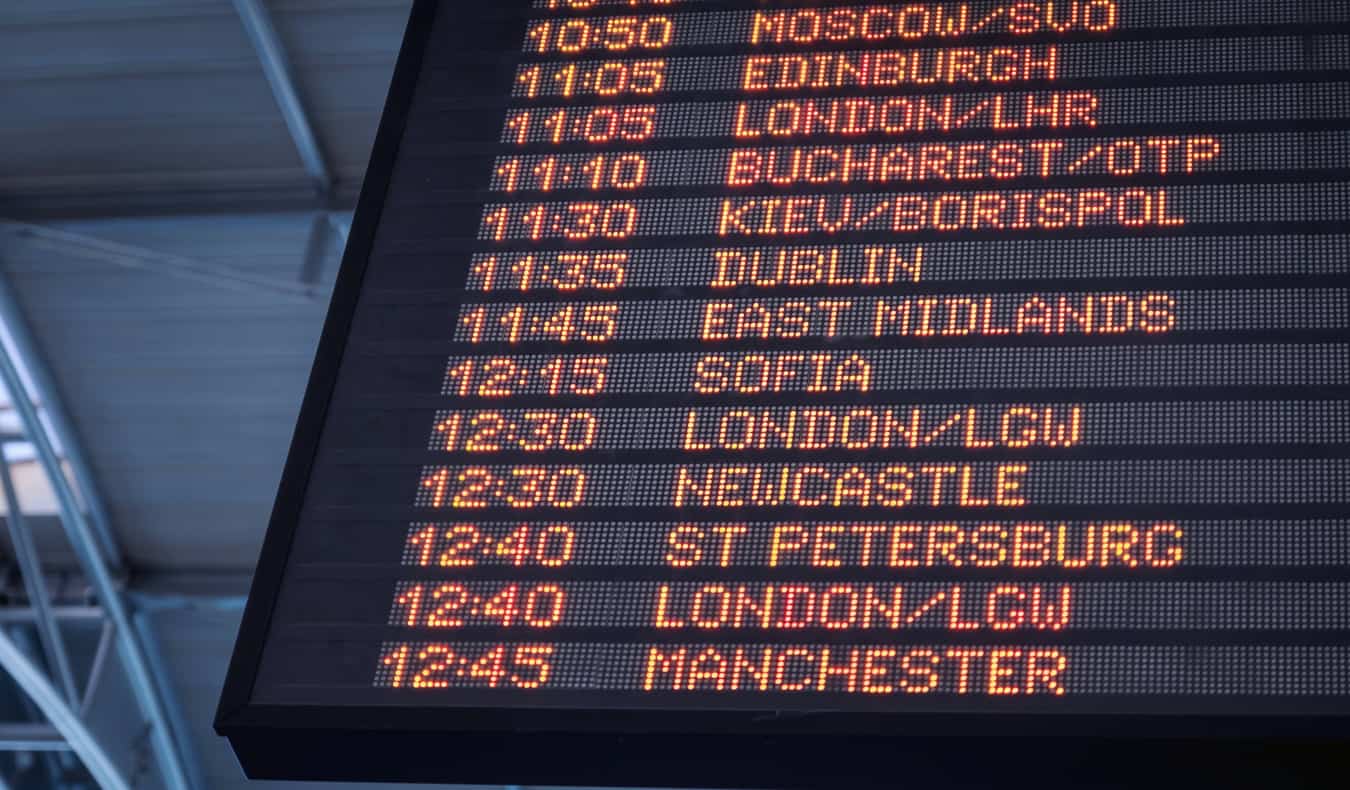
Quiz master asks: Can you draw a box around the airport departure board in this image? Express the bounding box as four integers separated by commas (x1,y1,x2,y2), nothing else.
219,0,1350,785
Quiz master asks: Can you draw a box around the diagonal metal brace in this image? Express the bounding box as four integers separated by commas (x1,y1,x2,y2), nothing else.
231,0,333,195
0,630,130,790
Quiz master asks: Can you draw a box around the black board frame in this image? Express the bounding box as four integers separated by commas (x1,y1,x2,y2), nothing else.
215,1,1350,786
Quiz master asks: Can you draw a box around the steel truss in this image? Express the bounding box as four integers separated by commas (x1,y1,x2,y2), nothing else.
0,2,356,786
0,272,201,790
231,0,350,288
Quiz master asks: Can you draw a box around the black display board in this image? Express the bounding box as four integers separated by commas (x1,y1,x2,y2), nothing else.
217,1,1350,786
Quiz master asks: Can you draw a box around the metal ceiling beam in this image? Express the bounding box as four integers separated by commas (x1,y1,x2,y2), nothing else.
0,183,360,222
0,607,104,624
0,724,73,753
231,0,333,195
1,220,320,302
0,631,130,790
128,594,248,614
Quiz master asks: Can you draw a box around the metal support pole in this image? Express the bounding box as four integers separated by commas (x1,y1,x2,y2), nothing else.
0,450,81,706
327,213,350,251
298,213,331,287
231,0,333,195
131,612,206,790
0,273,121,569
0,332,195,790
0,631,130,790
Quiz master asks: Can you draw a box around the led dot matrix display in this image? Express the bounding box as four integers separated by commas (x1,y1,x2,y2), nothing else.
219,1,1350,785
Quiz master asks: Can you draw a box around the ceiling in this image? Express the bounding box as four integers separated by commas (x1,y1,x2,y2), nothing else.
0,2,584,789
1,0,408,218
1,0,403,567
